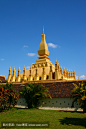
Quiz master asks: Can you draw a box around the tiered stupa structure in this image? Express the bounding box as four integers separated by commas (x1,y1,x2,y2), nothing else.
7,27,76,83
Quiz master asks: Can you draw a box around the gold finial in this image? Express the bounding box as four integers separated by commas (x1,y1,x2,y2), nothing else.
56,59,57,64
43,26,44,34
18,66,20,70
24,65,25,70
9,66,11,71
66,68,68,71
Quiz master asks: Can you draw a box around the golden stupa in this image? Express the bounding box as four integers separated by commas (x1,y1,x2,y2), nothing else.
7,27,75,83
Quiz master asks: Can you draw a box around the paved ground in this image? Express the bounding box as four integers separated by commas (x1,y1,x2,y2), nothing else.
14,105,83,112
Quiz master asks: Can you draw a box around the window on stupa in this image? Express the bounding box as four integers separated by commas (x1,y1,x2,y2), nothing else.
39,77,41,80
52,72,55,79
46,75,49,80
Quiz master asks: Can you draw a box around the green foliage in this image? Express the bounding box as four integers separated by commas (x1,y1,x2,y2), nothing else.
71,81,86,112
0,81,19,111
20,83,52,108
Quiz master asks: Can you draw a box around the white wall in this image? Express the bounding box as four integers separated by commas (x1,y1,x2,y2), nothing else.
17,97,80,108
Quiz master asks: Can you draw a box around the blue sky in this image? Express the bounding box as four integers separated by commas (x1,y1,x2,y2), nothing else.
0,0,86,80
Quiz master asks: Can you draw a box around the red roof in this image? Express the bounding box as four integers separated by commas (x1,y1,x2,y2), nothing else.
0,76,6,83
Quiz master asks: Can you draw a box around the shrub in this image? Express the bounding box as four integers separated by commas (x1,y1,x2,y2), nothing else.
20,83,52,108
0,81,19,110
71,81,86,112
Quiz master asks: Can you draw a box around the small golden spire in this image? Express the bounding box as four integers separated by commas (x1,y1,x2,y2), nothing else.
13,66,16,75
9,66,11,75
66,68,68,71
56,59,57,64
14,66,15,70
18,66,21,76
24,65,25,70
43,26,44,34
18,66,20,71
9,66,11,71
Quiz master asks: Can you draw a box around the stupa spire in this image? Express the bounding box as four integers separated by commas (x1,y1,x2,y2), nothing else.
38,27,49,59
55,59,57,64
43,26,44,34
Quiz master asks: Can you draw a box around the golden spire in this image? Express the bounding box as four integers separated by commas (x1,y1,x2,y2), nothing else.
18,66,21,76
43,26,44,34
24,65,25,70
18,66,20,70
56,59,57,64
63,67,65,70
13,66,15,71
13,66,16,76
38,27,49,58
9,66,11,75
9,66,11,71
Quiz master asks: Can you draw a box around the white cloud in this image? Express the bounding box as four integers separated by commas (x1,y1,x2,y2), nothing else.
27,53,36,56
80,75,86,79
48,43,57,48
26,66,30,69
0,59,5,60
75,75,79,80
23,45,28,47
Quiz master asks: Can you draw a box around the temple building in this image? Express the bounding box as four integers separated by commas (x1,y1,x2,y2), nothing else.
7,27,75,83
1,27,86,110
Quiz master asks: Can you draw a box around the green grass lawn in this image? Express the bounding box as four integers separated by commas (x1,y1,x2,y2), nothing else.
0,108,86,129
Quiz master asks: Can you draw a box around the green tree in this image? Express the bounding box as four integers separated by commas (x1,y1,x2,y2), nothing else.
20,83,52,108
0,81,19,109
71,81,86,112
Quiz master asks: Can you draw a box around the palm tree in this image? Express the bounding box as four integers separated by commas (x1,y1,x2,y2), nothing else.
20,83,52,108
71,81,86,112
